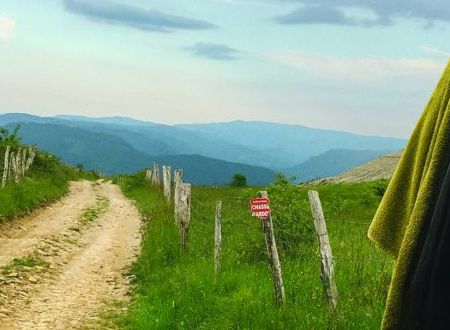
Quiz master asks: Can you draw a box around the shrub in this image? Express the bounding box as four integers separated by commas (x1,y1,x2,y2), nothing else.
0,125,21,147
230,173,247,187
267,173,314,257
371,180,389,198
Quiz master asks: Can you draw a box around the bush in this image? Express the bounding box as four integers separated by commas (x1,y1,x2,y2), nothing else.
267,173,314,257
0,125,21,147
371,180,389,198
230,173,247,187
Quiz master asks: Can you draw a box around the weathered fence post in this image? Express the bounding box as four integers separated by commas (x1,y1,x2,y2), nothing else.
152,163,161,186
258,191,285,305
15,147,22,181
1,146,10,188
25,147,36,171
149,169,154,184
214,200,222,276
156,164,161,186
177,183,191,252
151,163,156,185
308,190,338,311
21,148,27,176
163,165,172,202
174,169,183,187
8,152,13,182
10,152,18,183
173,169,183,224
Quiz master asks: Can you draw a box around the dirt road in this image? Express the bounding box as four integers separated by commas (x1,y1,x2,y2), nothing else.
0,180,141,329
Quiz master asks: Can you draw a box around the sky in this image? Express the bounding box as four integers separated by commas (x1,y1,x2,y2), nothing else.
0,0,449,138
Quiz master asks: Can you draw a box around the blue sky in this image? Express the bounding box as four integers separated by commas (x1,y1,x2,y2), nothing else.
0,0,449,138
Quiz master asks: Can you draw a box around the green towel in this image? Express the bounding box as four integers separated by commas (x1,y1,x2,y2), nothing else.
368,60,450,330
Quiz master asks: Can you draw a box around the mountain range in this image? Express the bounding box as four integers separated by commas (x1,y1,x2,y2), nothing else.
0,113,407,185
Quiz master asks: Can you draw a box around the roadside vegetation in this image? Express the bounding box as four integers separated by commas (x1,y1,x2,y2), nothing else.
0,126,99,222
116,172,393,329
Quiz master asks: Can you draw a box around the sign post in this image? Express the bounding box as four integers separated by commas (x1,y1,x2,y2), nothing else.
251,192,285,305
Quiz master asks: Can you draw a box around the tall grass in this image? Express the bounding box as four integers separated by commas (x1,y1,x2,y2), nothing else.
117,172,392,329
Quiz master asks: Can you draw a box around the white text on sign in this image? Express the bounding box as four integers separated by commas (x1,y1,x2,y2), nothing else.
250,198,271,220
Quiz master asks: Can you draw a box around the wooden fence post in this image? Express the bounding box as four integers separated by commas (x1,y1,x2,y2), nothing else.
258,191,285,305
25,147,36,171
174,169,183,190
153,163,161,186
214,200,222,276
151,163,157,186
163,165,172,202
173,169,183,224
1,146,10,188
149,169,154,184
21,148,27,176
15,147,22,181
156,164,160,186
308,190,338,311
177,183,191,252
9,152,18,183
8,152,13,182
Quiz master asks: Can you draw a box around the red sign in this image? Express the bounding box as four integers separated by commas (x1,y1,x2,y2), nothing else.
250,198,271,220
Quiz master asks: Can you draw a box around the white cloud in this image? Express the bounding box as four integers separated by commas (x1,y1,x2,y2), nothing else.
422,45,450,58
268,52,445,80
0,16,15,41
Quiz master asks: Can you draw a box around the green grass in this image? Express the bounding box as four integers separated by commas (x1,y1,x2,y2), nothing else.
2,256,49,275
116,172,392,329
79,196,109,225
0,148,97,222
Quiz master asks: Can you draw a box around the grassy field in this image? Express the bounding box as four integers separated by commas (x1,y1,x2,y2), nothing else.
0,146,97,221
116,172,393,329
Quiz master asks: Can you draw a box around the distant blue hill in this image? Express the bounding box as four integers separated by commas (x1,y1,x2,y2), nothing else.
1,121,274,185
0,113,271,168
54,115,158,127
0,113,407,184
283,149,392,183
178,121,406,169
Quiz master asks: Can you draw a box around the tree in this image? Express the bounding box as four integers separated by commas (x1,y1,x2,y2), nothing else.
230,173,247,187
0,125,21,147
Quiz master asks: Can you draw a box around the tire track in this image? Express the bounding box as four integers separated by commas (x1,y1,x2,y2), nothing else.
0,181,141,329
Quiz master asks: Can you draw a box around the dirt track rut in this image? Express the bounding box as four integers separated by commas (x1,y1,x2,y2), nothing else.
0,180,141,329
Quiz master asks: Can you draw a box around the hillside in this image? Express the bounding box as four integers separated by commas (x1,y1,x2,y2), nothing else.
0,134,94,220
309,151,402,185
0,114,273,168
115,171,392,328
178,121,406,168
0,114,406,170
283,149,390,182
3,122,275,185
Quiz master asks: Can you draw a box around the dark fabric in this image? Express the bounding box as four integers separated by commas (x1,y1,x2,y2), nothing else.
410,160,450,330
